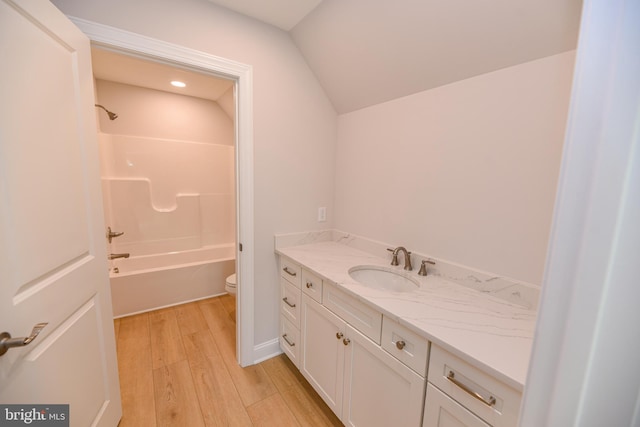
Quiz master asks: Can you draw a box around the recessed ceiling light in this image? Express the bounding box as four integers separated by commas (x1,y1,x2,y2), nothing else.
171,80,186,88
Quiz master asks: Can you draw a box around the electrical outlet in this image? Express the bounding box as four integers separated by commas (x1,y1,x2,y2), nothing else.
317,207,327,222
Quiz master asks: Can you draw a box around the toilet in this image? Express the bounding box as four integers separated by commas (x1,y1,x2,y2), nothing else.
225,273,237,295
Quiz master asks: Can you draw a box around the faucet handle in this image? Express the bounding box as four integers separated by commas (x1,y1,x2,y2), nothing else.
107,227,125,243
386,248,399,266
418,259,436,276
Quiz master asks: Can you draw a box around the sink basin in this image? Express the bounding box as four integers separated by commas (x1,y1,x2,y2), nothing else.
348,266,419,292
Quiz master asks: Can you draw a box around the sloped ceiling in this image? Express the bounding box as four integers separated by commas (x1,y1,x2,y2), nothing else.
92,0,583,115
91,49,234,102
206,0,323,31
291,0,583,113
209,0,583,114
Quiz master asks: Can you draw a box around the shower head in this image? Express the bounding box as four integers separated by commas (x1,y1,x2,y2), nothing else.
95,104,118,120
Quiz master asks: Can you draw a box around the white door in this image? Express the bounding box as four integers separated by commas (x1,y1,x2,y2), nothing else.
0,1,122,426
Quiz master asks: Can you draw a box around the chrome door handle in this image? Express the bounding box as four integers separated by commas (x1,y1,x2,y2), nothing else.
0,322,48,356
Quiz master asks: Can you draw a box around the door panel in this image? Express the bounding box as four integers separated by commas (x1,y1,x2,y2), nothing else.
300,294,345,417
0,1,121,425
343,325,425,427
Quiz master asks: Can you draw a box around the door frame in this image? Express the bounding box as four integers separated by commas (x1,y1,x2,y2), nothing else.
70,17,255,367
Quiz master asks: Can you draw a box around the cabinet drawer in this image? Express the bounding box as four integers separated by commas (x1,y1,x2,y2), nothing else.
322,282,382,344
280,257,301,287
279,315,300,368
428,345,521,427
280,278,301,327
302,269,323,303
381,316,429,377
423,383,490,427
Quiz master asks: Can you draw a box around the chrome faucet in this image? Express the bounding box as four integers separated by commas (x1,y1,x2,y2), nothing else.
387,246,412,271
108,253,130,260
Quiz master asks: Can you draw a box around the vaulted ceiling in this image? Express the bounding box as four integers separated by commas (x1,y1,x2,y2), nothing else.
208,0,583,113
93,0,583,114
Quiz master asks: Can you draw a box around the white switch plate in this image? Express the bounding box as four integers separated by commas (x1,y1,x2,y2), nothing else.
317,207,327,222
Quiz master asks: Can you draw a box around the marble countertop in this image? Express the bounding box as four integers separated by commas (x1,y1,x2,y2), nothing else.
276,241,537,392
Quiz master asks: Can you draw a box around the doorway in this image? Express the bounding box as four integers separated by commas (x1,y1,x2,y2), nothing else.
74,18,255,367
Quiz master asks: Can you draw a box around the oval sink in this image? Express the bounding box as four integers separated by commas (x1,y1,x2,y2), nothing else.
348,266,419,292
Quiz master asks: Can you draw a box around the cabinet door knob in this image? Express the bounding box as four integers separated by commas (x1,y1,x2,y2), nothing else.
306,282,313,288
396,340,406,350
343,338,351,346
336,332,344,339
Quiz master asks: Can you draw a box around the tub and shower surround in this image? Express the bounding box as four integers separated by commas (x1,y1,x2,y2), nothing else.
99,133,236,316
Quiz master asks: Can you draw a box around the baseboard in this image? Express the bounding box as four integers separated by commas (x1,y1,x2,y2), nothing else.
253,338,281,364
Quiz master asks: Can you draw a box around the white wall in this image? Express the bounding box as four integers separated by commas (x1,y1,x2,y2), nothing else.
334,52,575,285
52,0,337,346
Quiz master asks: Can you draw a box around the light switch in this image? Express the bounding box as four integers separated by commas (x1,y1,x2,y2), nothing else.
317,207,327,222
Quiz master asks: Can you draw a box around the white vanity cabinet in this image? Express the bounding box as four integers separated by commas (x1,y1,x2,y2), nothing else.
423,345,521,427
300,293,426,426
423,383,490,427
278,257,303,366
277,253,524,427
278,257,326,368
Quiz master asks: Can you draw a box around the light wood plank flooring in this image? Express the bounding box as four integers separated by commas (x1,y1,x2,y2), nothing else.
113,295,343,427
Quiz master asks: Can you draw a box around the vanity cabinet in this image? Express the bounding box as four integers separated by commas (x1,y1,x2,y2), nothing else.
278,257,303,367
301,293,426,426
278,257,325,368
423,345,521,427
277,254,523,427
423,383,490,427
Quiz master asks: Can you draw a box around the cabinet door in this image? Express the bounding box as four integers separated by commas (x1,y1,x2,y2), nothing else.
342,325,426,427
300,294,346,417
423,383,490,427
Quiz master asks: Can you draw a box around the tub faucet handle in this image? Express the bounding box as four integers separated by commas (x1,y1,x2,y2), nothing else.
107,227,125,243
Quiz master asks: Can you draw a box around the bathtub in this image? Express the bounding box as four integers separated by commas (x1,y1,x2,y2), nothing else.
109,244,235,317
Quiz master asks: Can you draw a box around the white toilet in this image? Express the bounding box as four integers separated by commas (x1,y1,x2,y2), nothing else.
225,273,237,295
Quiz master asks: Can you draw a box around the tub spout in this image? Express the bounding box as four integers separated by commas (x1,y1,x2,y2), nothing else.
108,253,130,260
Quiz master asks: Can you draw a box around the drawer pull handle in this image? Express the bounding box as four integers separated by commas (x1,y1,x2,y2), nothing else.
446,371,497,407
282,334,295,347
282,297,296,308
336,332,344,339
343,338,351,346
396,340,406,350
306,282,313,288
283,267,297,277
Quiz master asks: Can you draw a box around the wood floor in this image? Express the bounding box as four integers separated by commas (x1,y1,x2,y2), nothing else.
113,294,343,427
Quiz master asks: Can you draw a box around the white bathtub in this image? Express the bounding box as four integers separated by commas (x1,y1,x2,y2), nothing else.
109,244,235,317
